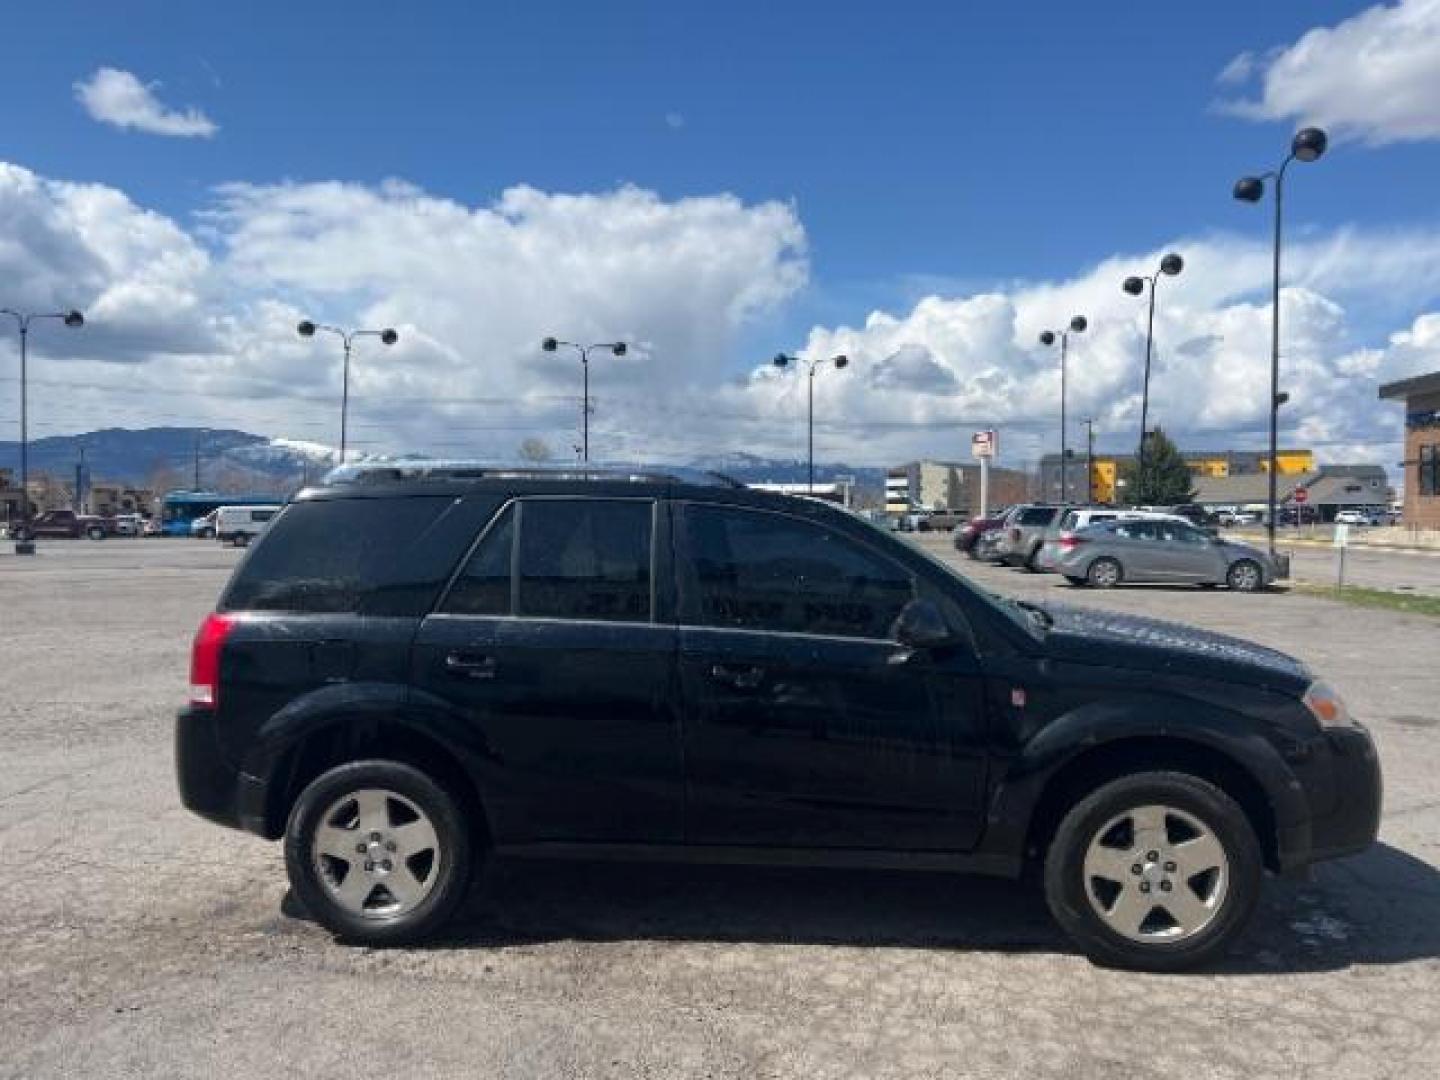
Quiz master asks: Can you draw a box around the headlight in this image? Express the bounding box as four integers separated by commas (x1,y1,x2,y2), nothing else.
1303,681,1354,729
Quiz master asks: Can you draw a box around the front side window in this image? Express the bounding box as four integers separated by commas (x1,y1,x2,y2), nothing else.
443,504,516,616
681,505,914,639
1019,507,1056,526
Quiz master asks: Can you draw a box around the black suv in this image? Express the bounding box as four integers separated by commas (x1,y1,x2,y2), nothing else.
177,464,1381,970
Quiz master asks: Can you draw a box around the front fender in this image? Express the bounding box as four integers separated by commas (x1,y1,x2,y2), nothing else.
979,694,1311,868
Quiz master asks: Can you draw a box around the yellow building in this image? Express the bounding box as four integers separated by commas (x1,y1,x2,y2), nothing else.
1042,449,1316,505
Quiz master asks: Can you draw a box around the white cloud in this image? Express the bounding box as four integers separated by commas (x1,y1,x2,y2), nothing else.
1216,0,1440,144
0,158,1433,476
74,67,217,138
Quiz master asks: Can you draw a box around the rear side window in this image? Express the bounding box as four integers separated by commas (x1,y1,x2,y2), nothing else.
443,498,654,623
681,505,913,639
1019,507,1057,526
221,497,455,614
1060,511,1078,530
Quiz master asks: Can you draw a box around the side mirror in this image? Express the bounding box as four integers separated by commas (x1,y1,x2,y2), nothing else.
890,598,952,650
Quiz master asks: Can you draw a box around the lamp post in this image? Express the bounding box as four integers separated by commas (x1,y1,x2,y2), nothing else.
541,338,628,462
1039,316,1087,504
296,321,399,464
1122,253,1184,500
1,308,84,554
772,352,849,492
1233,126,1328,553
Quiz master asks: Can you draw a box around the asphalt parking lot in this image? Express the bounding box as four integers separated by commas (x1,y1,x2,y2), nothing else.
3,538,1438,1079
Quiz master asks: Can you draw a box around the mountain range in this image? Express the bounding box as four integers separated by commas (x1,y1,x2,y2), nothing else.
0,428,887,495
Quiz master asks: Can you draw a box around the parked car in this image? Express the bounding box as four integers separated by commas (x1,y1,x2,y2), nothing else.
916,509,966,532
1052,518,1285,590
215,504,282,547
190,510,219,539
1160,503,1216,527
176,463,1379,970
9,509,111,541
994,504,1065,571
1333,510,1370,527
1033,508,1189,573
112,513,144,537
952,508,1011,558
1220,510,1260,527
142,517,165,537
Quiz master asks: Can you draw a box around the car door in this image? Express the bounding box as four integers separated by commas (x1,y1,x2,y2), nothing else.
1109,520,1163,580
410,496,683,845
674,502,988,852
1158,522,1225,581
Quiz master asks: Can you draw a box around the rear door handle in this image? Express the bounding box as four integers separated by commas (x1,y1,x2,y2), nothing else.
445,652,497,680
710,663,765,690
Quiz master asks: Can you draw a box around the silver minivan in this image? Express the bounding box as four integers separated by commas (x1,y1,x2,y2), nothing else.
1052,518,1282,590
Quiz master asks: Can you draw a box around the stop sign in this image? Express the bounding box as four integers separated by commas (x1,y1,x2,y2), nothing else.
1294,488,1309,504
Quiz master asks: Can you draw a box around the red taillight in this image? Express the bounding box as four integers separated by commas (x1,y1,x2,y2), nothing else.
1059,532,1087,552
189,613,237,707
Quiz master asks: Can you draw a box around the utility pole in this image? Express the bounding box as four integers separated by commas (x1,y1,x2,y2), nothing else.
1083,418,1096,504
75,444,87,513
193,431,202,491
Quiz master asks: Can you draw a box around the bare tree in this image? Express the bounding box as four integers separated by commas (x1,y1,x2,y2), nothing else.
517,438,554,463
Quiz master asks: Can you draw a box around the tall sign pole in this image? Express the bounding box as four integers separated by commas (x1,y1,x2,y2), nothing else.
972,429,997,518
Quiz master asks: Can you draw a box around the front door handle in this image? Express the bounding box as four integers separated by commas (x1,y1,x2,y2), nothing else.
710,663,765,690
444,652,497,680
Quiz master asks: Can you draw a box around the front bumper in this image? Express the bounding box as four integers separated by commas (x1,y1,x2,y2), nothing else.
1305,725,1383,863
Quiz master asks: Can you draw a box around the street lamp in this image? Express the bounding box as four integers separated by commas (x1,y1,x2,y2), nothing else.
772,352,849,492
1123,253,1184,500
1233,126,1328,553
1039,316,1087,504
296,321,399,464
1,308,84,554
541,337,628,462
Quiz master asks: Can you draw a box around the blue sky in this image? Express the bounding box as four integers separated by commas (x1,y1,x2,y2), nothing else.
1,0,1439,467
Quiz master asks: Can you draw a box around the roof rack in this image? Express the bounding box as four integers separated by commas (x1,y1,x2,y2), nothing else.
320,459,742,488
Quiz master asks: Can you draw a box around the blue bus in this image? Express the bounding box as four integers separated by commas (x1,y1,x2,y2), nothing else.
160,491,288,536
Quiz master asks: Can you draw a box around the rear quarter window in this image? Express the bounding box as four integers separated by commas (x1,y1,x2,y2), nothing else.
1019,507,1057,526
221,496,470,616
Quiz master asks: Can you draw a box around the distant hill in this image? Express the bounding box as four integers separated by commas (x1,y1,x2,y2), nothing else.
0,429,884,498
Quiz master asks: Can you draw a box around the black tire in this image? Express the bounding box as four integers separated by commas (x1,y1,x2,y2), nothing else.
1227,559,1263,592
87,526,106,541
1022,546,1042,573
1043,771,1262,972
1087,557,1122,589
284,759,475,946
1064,575,1087,587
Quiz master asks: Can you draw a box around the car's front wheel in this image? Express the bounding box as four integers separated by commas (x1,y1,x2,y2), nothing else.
1087,557,1122,588
284,760,474,946
1227,559,1263,592
1043,771,1262,971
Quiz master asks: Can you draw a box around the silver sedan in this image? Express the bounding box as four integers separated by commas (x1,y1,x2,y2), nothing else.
1051,518,1284,591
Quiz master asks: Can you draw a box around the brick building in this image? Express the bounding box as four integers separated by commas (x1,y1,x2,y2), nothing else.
1379,371,1440,529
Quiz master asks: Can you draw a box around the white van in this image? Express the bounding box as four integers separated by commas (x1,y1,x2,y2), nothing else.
215,505,282,547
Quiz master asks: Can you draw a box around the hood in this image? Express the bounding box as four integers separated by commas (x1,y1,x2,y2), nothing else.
1037,602,1310,692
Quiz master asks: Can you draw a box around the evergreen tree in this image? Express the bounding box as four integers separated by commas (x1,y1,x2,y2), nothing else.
1118,426,1195,505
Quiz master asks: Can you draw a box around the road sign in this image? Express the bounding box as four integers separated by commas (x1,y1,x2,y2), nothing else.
971,430,997,459
1294,487,1308,504
1333,523,1350,548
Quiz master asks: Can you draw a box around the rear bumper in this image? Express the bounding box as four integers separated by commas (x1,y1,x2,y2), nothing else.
175,705,269,836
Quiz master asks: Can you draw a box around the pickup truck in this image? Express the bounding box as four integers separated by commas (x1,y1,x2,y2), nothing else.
9,510,114,541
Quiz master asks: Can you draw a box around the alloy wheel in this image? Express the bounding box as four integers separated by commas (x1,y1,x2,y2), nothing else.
1081,804,1229,944
311,788,442,920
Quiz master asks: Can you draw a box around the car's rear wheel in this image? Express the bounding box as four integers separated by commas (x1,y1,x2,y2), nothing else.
1227,559,1263,592
86,525,105,541
1087,557,1122,588
1022,546,1043,573
1043,772,1261,971
284,760,474,946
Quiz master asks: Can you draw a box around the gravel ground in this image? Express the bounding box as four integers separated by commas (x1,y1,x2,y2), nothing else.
2,537,1438,1079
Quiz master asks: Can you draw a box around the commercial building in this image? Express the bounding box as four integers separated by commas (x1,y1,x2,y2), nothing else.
1038,449,1318,505
885,461,1027,517
1379,370,1440,529
1191,465,1390,522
